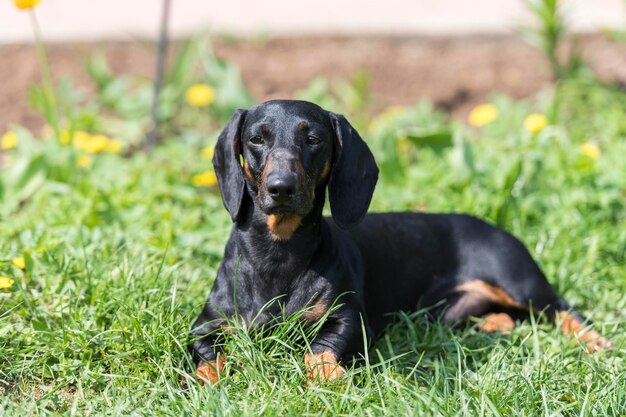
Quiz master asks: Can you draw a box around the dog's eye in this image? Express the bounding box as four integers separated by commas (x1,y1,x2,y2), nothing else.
306,135,321,145
250,136,264,145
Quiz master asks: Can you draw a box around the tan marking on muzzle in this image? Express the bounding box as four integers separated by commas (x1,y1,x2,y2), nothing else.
261,154,273,184
319,161,331,182
266,214,303,241
244,160,255,182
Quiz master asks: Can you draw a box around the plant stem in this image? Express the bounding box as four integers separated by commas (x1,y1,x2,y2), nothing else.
29,9,59,138
145,0,172,151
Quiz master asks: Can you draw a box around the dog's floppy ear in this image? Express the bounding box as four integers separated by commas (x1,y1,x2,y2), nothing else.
328,112,379,230
213,109,248,222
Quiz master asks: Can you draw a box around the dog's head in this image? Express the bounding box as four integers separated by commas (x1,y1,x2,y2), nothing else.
213,100,378,238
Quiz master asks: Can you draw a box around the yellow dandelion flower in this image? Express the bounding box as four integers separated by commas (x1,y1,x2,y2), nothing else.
77,155,93,169
12,257,25,270
192,171,218,187
0,276,14,289
1,131,18,150
13,0,40,10
201,146,215,160
59,129,72,145
579,143,601,160
105,138,123,154
72,131,91,150
185,84,215,107
524,113,548,135
83,134,110,154
468,104,498,127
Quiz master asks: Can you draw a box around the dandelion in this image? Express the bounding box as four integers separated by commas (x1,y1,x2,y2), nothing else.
84,134,109,154
0,276,14,289
12,257,26,270
77,155,93,169
1,131,18,149
524,113,548,135
468,104,498,127
201,146,215,160
72,131,91,149
192,171,218,187
13,0,40,10
59,129,72,145
185,84,215,107
105,139,123,154
579,143,601,160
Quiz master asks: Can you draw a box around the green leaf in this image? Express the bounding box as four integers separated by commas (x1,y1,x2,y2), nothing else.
403,128,453,152
85,52,114,89
0,155,47,216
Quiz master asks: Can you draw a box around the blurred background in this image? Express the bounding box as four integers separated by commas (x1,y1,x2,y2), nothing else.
2,2,626,413
2,0,626,132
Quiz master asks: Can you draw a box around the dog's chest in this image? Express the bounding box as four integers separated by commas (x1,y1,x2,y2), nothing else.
236,273,330,327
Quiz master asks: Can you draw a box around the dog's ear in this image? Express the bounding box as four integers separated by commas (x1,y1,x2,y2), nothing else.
213,109,248,222
328,112,379,230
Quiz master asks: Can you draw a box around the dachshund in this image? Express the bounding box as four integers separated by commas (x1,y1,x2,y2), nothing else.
187,100,611,384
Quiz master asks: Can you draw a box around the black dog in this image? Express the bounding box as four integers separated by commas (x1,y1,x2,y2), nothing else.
188,100,610,384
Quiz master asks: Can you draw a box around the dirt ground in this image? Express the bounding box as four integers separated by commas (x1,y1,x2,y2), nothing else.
2,35,626,132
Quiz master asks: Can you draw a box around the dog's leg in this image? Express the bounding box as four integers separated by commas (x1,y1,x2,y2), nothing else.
305,308,364,384
443,279,612,351
551,301,613,352
185,308,229,386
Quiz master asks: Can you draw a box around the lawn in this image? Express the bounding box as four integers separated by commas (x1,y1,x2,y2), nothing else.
2,3,626,410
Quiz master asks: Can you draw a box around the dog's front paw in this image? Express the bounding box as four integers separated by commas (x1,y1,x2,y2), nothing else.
304,351,345,383
181,356,226,387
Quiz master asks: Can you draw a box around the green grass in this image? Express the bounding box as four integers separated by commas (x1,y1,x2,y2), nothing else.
1,77,626,416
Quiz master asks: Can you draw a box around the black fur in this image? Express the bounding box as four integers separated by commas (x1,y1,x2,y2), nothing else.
189,100,601,369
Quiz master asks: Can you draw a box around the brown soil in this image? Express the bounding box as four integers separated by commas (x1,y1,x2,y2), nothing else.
2,35,626,132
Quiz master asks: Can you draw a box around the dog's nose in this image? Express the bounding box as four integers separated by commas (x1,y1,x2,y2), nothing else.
267,173,298,201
